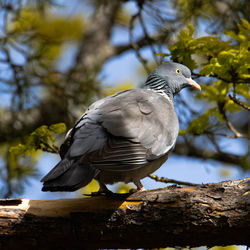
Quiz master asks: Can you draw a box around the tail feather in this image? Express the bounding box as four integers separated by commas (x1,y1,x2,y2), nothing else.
41,158,72,182
41,160,98,192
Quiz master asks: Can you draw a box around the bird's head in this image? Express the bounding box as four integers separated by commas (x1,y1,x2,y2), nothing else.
143,62,201,98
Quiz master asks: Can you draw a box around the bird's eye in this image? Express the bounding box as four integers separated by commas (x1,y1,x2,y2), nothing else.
176,68,181,74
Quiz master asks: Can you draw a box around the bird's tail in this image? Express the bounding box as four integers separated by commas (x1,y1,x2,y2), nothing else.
41,158,97,192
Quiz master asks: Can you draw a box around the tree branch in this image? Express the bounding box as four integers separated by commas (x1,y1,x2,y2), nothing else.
129,7,151,74
174,141,242,166
219,100,248,138
148,173,198,186
229,94,250,112
0,178,249,249
113,35,153,56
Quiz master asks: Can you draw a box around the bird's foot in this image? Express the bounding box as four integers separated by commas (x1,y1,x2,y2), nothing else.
84,181,114,197
129,186,146,193
138,186,146,191
84,189,113,197
84,190,130,200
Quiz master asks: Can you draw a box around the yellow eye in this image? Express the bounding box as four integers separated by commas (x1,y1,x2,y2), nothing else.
176,68,181,74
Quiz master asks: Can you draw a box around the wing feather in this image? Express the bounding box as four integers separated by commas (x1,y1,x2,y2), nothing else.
59,89,178,172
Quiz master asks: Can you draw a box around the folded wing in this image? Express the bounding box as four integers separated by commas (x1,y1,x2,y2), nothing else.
41,89,178,190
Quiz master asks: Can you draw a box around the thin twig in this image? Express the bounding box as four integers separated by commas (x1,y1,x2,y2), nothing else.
205,132,246,138
40,143,59,154
225,119,246,138
219,101,248,138
138,8,159,65
192,72,249,84
148,174,199,186
129,10,150,74
229,94,250,112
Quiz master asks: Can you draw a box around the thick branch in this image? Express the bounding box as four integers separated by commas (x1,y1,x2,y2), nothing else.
70,1,121,71
0,178,249,249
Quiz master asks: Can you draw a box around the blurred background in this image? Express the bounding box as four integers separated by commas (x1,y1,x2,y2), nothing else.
0,0,249,200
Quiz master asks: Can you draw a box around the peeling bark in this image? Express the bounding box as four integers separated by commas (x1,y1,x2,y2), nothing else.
0,178,249,249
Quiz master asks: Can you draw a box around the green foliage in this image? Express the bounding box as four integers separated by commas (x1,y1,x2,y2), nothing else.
167,19,250,138
188,108,223,134
9,123,66,159
80,179,100,195
9,8,85,64
211,246,239,250
104,82,134,96
175,0,217,21
115,7,131,27
168,24,231,70
5,123,66,195
115,183,134,193
1,122,66,196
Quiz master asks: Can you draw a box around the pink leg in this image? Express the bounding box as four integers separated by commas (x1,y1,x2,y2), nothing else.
134,180,146,192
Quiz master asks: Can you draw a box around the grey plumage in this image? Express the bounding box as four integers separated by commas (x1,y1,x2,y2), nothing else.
41,62,200,192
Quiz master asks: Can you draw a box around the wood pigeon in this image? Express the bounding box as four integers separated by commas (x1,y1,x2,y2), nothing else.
41,62,201,193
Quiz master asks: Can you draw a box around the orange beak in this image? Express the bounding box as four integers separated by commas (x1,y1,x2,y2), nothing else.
186,77,201,90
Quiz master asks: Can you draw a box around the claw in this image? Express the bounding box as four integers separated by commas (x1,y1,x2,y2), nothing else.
84,180,113,197
84,190,113,197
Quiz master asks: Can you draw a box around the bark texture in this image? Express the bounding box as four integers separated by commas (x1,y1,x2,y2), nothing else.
0,178,249,249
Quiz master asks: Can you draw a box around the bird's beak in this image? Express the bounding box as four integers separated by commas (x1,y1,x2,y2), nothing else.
186,77,201,90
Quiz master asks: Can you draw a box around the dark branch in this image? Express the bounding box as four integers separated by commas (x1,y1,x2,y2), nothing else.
218,100,248,138
229,94,250,112
174,141,242,166
129,8,150,74
0,178,249,249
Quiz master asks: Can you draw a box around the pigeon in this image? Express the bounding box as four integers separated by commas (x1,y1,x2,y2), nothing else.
41,62,201,193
